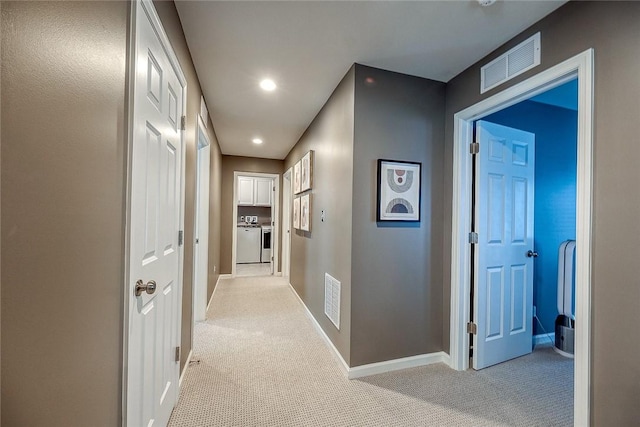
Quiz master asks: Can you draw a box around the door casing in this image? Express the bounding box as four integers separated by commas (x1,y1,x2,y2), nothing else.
122,0,187,424
449,49,593,426
282,168,292,279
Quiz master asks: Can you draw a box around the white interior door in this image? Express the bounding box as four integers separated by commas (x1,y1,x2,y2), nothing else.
193,122,210,322
126,1,185,425
473,120,535,370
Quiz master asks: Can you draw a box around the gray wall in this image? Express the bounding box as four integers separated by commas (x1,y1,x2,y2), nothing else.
350,65,445,366
284,67,355,365
220,155,284,274
208,136,223,302
154,0,223,372
1,2,128,425
444,2,640,424
1,2,3,418
1,1,223,423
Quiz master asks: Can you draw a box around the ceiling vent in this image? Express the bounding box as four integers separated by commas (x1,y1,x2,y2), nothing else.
481,32,541,94
324,273,341,330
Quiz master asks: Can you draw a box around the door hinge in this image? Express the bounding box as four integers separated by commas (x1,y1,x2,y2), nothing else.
178,230,184,246
180,115,186,131
175,346,181,362
467,322,477,335
469,232,479,244
470,142,480,154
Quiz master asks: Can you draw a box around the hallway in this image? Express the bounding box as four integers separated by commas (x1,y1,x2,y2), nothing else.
168,276,573,426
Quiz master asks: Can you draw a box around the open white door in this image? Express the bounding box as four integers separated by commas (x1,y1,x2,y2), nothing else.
126,1,186,425
193,119,210,322
473,120,535,370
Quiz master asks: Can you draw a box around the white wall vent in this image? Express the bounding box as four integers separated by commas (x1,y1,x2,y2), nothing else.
480,32,541,94
324,273,341,330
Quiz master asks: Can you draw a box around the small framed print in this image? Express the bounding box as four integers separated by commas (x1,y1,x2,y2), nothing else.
293,197,300,229
300,193,311,232
294,161,302,194
301,150,314,192
377,159,421,222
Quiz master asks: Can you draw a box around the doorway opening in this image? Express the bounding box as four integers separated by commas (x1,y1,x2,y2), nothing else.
231,171,280,277
473,79,578,363
193,116,211,323
450,50,593,425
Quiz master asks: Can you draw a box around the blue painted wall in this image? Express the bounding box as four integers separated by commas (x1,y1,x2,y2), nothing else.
483,99,577,335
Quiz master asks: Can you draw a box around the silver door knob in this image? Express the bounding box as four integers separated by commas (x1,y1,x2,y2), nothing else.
135,279,157,296
526,250,539,258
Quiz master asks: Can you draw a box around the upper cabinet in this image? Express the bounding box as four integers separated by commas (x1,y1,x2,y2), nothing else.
254,178,272,206
238,177,255,206
238,176,272,206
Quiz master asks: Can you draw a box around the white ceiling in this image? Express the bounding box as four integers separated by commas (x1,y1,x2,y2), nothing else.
175,0,567,160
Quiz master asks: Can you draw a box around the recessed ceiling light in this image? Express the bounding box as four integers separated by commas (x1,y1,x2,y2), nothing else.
252,138,263,145
259,79,277,91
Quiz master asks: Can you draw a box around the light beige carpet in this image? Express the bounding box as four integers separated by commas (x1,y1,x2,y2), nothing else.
169,276,573,427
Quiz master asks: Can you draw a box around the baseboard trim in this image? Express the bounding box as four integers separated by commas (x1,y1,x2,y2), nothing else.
534,332,555,347
440,351,452,368
206,275,222,313
179,349,193,388
287,283,350,377
349,351,448,379
287,282,450,380
218,274,234,279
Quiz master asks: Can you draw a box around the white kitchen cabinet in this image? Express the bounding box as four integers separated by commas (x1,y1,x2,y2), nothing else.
238,177,255,206
254,178,272,206
237,176,272,206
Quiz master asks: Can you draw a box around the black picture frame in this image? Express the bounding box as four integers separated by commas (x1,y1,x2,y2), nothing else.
376,159,422,222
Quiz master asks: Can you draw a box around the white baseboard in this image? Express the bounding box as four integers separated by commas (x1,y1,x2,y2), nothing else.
440,351,452,368
274,272,283,277
179,349,193,388
218,274,233,279
534,332,555,347
206,275,222,313
287,283,450,380
348,351,449,379
287,283,350,377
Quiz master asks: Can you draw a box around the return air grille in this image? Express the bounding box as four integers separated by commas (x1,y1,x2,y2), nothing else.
481,32,541,94
324,273,341,330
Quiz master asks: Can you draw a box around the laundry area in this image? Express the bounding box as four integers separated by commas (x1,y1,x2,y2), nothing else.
236,175,274,276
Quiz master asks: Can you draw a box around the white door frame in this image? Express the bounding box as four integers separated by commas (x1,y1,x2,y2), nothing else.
193,116,210,323
231,171,280,276
282,168,292,279
449,49,593,425
122,0,187,424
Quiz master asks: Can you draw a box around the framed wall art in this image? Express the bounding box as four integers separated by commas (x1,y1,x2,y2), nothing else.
377,159,421,222
293,197,300,229
301,150,314,192
300,193,311,232
294,160,302,194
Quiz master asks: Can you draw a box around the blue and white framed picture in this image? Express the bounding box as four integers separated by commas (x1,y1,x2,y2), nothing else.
376,159,421,222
